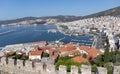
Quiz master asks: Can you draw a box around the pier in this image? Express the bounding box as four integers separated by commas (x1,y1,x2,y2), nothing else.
71,39,93,43
0,30,16,36
55,37,65,43
34,29,58,33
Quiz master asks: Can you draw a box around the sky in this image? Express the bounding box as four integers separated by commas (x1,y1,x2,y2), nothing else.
0,0,120,20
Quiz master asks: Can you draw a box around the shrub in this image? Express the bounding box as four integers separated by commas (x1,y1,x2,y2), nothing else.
91,65,97,72
42,53,49,57
55,57,80,72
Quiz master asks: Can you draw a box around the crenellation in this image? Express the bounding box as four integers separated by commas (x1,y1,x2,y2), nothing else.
8,58,15,68
0,57,120,74
46,64,56,74
97,67,107,74
16,60,24,74
24,61,34,71
1,57,6,66
113,66,120,74
59,65,67,74
71,65,78,74
17,59,24,69
81,65,91,74
34,62,43,73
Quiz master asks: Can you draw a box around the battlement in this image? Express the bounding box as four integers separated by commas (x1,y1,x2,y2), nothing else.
0,57,120,74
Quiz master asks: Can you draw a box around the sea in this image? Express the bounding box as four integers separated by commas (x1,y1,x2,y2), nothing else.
0,24,93,47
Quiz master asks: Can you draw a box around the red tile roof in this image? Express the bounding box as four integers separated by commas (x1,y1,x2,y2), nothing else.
72,56,88,63
41,46,57,51
59,43,75,52
29,50,43,56
69,50,80,55
79,46,101,59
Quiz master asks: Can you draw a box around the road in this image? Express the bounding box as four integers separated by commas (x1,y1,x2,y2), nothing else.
91,32,104,50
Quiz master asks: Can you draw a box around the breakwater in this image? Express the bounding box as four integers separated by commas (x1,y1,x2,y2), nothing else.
0,30,16,36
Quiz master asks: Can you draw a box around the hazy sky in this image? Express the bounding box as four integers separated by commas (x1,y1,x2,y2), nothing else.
0,0,120,20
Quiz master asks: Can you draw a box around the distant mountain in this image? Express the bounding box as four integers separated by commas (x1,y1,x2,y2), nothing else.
39,15,81,22
0,6,120,25
0,15,81,25
0,17,38,25
84,6,120,18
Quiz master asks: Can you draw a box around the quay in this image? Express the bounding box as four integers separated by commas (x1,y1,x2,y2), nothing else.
71,39,93,43
34,29,58,33
0,30,16,36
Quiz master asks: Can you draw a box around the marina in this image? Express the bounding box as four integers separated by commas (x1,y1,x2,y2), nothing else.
0,25,94,47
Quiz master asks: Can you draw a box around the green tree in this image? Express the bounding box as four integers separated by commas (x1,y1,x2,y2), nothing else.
104,45,111,63
91,65,97,72
42,53,49,57
94,55,103,66
55,57,80,72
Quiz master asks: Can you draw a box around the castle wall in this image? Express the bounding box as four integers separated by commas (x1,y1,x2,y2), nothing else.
81,65,91,74
113,66,120,74
97,67,107,74
0,57,120,74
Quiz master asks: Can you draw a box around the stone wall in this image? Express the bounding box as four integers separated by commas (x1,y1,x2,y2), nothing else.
0,57,120,74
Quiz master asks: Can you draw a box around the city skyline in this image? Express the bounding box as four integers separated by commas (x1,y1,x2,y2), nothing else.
0,0,120,20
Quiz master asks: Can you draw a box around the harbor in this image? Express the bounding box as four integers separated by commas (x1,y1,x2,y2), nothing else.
0,24,94,47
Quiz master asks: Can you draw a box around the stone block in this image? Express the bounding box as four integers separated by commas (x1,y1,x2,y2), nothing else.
81,65,91,74
97,67,107,74
113,66,120,74
7,58,15,69
0,57,6,66
35,62,43,73
59,65,67,74
17,59,23,68
24,61,33,71
71,65,78,74
46,64,56,74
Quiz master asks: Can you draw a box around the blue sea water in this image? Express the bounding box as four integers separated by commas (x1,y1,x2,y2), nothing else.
0,24,93,47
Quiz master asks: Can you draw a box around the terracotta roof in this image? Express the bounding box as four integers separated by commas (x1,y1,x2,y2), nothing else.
65,43,74,47
88,48,101,59
79,46,90,53
29,50,43,56
59,43,75,52
79,46,101,59
72,56,88,63
69,50,80,55
41,46,57,51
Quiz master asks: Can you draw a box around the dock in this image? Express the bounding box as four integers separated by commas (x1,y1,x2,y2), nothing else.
0,30,16,36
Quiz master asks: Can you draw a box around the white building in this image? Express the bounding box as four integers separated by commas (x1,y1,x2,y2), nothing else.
29,50,43,60
108,33,116,51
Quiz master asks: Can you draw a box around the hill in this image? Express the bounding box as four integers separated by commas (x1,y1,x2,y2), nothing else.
84,6,120,18
0,6,120,25
0,16,81,25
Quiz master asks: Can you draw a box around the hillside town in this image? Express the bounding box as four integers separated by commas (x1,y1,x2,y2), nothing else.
0,0,120,73
59,16,120,35
0,41,101,64
58,16,120,51
0,15,120,74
